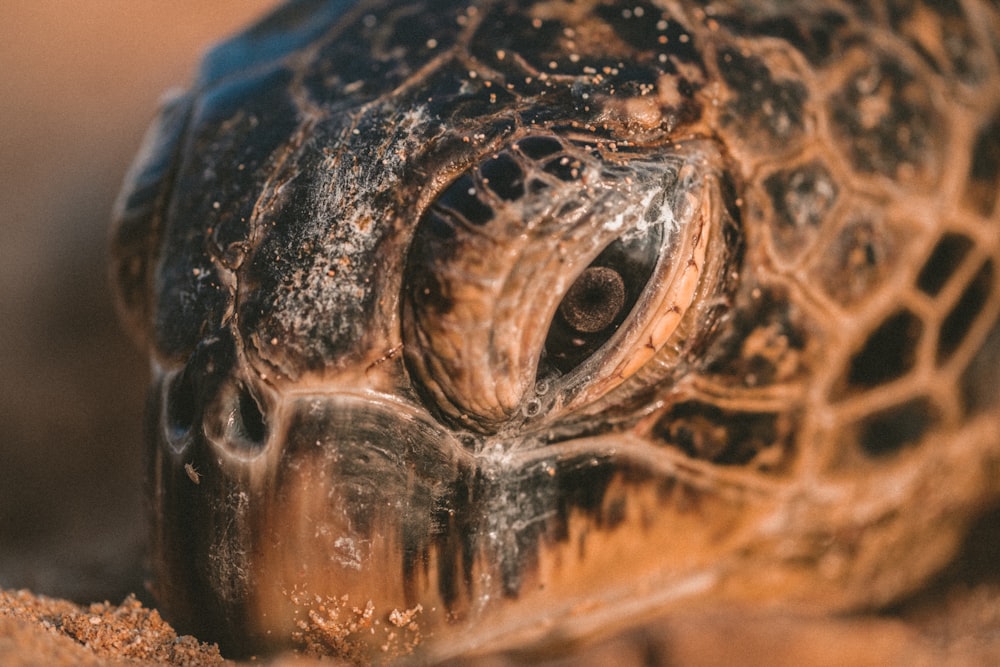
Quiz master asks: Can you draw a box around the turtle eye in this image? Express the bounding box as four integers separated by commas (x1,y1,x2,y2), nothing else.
403,136,733,430
542,224,663,375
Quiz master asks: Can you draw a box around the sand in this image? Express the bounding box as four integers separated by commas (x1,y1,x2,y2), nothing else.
3,581,1000,666
0,590,225,667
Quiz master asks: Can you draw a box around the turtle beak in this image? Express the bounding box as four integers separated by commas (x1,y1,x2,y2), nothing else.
148,383,464,657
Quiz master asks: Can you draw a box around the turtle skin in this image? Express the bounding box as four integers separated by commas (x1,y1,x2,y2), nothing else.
111,0,1000,662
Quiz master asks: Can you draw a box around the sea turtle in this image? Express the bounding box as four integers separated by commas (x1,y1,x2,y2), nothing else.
110,0,1000,662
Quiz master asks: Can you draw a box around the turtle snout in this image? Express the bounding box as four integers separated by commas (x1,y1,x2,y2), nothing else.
149,382,465,656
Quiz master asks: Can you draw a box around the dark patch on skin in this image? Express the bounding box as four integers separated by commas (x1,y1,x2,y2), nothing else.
712,6,853,66
937,260,995,363
595,2,702,65
653,476,708,515
916,232,975,296
515,135,563,159
652,402,793,470
716,47,808,148
299,1,466,106
857,396,939,457
830,51,940,182
703,285,809,388
480,151,526,201
717,169,746,265
764,160,838,260
425,455,620,602
964,111,1000,216
436,173,496,225
429,471,478,609
468,1,704,119
840,309,923,395
543,154,584,181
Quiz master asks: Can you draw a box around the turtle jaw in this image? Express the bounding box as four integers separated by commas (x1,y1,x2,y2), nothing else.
147,384,467,658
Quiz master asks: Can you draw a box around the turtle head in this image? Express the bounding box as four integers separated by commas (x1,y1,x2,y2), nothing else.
114,86,743,657
111,53,746,659
111,0,1000,662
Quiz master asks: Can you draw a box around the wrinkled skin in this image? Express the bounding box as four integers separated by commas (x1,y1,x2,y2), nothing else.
112,0,1000,662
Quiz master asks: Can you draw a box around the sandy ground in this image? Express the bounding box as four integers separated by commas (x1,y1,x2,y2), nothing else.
3,580,1000,666
2,2,1000,665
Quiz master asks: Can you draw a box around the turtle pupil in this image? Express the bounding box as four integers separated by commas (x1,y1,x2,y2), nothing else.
559,266,626,334
541,225,663,376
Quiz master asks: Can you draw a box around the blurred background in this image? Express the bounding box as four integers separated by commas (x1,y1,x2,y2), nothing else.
0,0,277,603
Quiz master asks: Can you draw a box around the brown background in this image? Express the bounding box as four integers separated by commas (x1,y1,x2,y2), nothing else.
0,0,278,603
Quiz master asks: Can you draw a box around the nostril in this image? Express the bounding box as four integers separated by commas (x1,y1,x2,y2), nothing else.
227,382,268,450
165,369,197,442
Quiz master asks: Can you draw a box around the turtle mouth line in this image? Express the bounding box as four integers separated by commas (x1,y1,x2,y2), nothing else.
498,432,783,498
